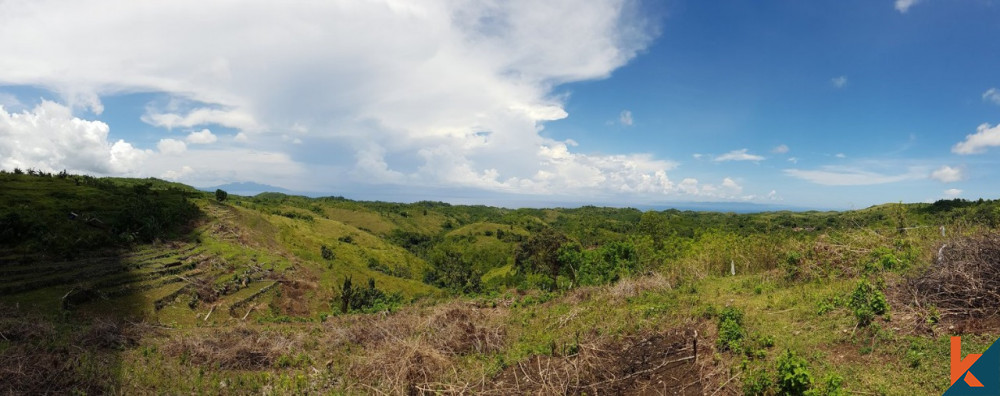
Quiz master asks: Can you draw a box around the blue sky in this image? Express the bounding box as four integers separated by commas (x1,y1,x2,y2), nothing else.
1,0,998,209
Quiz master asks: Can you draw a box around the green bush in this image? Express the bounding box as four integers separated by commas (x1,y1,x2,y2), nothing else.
742,365,774,396
848,279,889,326
717,306,746,353
320,245,334,260
776,349,813,395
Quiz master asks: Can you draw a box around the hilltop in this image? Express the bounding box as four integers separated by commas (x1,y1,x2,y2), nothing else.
1,171,998,394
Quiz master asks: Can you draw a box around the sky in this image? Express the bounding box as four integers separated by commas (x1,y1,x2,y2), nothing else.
1,0,999,209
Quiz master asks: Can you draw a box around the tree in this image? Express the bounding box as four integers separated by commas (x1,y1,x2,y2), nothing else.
339,276,353,314
514,227,571,288
215,189,228,202
425,249,482,294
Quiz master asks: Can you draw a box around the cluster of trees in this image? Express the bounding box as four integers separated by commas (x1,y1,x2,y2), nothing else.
0,170,202,255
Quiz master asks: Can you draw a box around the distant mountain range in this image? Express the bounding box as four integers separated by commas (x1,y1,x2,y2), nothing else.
199,181,829,213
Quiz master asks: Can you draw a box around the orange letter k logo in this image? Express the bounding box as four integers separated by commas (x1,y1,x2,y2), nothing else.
952,336,984,387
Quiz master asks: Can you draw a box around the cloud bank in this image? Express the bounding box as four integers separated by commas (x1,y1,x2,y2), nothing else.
0,1,758,200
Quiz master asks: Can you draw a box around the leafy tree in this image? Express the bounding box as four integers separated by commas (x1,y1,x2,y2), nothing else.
425,249,482,294
215,189,228,202
514,227,571,288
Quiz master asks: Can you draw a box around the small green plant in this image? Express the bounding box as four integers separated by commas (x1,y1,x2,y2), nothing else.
776,349,813,395
717,306,746,353
848,279,889,326
926,305,940,324
742,365,774,396
815,373,845,396
215,189,228,202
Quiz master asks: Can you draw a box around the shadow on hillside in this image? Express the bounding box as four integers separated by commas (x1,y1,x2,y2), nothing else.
0,248,161,394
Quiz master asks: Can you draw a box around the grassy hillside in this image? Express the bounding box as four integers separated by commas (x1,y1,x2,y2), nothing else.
2,171,999,394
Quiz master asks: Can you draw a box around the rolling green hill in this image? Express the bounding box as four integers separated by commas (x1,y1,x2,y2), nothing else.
2,171,999,394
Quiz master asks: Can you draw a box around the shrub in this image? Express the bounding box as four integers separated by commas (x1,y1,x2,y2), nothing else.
742,366,774,396
321,245,334,261
717,306,746,353
848,279,889,326
215,189,228,202
776,349,812,395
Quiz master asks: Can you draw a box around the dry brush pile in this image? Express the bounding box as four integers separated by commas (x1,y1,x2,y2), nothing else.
911,233,1000,319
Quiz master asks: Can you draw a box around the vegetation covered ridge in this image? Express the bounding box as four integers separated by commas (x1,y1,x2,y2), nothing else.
2,170,999,394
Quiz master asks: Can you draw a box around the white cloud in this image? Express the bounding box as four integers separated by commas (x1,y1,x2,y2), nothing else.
787,157,798,164
983,88,1000,106
0,100,150,174
142,106,260,132
766,190,780,201
619,110,633,126
895,0,921,13
692,153,703,159
953,123,1000,154
944,188,962,198
0,0,684,198
157,138,187,155
186,129,218,144
930,165,963,183
831,76,848,88
714,149,765,162
784,166,923,186
771,144,789,154
161,165,194,181
721,177,742,194
835,153,846,158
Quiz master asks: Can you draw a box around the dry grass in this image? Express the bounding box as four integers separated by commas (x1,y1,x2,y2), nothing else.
488,327,704,395
161,326,302,370
608,272,672,301
322,301,509,393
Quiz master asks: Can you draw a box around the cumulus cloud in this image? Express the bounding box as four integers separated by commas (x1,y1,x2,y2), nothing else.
953,123,1000,154
784,166,923,186
186,129,218,144
831,76,847,88
161,165,194,181
895,0,921,13
771,144,789,154
619,110,633,126
983,88,1000,105
0,0,688,199
0,101,149,174
944,188,962,198
714,149,765,162
0,99,304,188
930,165,963,183
157,138,187,155
721,177,742,194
